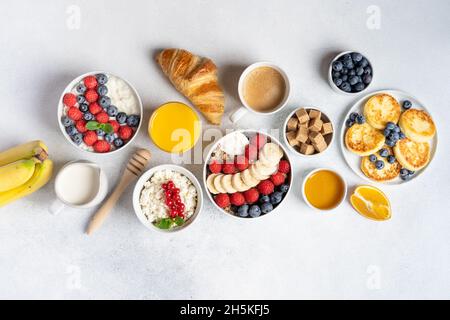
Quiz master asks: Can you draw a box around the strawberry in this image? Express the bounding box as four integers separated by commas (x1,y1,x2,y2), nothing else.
278,160,290,174
243,188,259,204
67,107,82,121
257,180,275,195
214,193,230,208
83,75,97,89
75,120,87,133
209,160,222,174
245,144,258,162
230,192,246,206
89,102,102,115
109,120,120,133
96,112,109,124
270,172,286,186
119,126,133,140
85,90,98,103
93,140,110,153
83,131,97,146
63,93,77,107
234,155,249,171
250,133,267,150
222,163,236,174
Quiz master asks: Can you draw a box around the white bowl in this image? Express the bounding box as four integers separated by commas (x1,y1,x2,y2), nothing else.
283,107,334,158
328,51,374,95
203,129,293,219
132,164,203,233
57,71,143,155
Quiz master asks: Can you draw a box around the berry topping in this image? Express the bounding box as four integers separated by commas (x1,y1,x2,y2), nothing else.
63,93,77,107
99,96,111,108
61,116,73,127
83,112,94,121
97,85,108,96
249,205,261,218
126,115,140,127
83,131,98,146
237,204,249,217
116,112,127,124
67,107,83,121
230,192,246,206
93,140,111,153
277,160,290,174
250,133,267,150
222,163,236,174
113,138,124,148
270,191,283,205
96,73,108,85
75,120,87,133
243,188,259,204
257,180,275,195
79,103,89,113
85,90,99,103
214,193,230,208
245,144,258,162
106,105,118,117
270,172,286,186
235,155,249,171
261,202,273,214
89,102,102,115
95,112,109,124
109,120,120,133
119,126,133,140
83,75,98,89
208,160,222,174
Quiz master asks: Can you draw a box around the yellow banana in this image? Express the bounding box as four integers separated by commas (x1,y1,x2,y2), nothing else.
0,159,53,208
0,158,38,192
0,140,48,167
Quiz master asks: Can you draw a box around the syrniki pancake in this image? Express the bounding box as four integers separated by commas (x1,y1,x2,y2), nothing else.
394,137,430,171
399,109,436,142
241,168,259,188
221,174,237,194
345,123,385,156
232,172,248,192
206,173,220,194
364,94,401,130
259,143,283,165
213,174,227,194
361,148,401,182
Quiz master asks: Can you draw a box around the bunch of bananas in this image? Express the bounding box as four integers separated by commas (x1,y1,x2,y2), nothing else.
0,141,53,207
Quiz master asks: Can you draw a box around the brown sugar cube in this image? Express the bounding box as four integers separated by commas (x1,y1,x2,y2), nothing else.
286,131,299,147
300,143,315,155
295,125,309,143
308,117,323,132
295,108,310,124
308,131,325,145
321,122,333,135
309,109,322,119
286,117,299,131
313,140,328,153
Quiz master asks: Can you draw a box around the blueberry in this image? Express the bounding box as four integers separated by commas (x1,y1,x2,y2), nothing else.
260,202,274,214
116,112,127,124
96,129,105,136
355,114,365,124
104,134,115,143
345,119,355,128
389,132,400,141
386,122,396,130
332,71,341,79
340,82,351,92
270,191,283,205
403,100,412,110
334,78,343,87
83,112,94,121
408,170,415,175
126,115,140,127
369,154,377,163
341,68,348,75
342,53,352,61
61,116,73,127
332,61,343,72
65,125,78,136
355,67,364,76
399,131,406,139
362,74,372,84
96,73,108,85
71,133,83,145
343,60,354,69
349,76,359,85
351,52,363,62
383,128,391,137
106,105,118,117
379,148,389,157
385,139,396,147
79,103,89,113
76,83,86,94
248,205,261,218
387,155,396,164
279,184,289,193
341,75,348,82
393,126,400,133
97,85,108,96
400,168,409,177
364,66,372,75
113,138,124,148
259,195,270,204
76,95,85,104
99,96,111,108
375,160,385,170
349,112,358,121
359,58,369,68
237,204,249,217
400,174,412,181
354,82,365,92
348,69,356,76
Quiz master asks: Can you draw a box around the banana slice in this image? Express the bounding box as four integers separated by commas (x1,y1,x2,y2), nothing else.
241,168,259,188
232,172,249,192
206,173,220,194
254,160,278,176
221,174,237,194
213,174,227,194
250,164,269,181
260,143,283,165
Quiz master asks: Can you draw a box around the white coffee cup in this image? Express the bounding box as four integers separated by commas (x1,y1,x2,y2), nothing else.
230,62,291,123
49,160,108,215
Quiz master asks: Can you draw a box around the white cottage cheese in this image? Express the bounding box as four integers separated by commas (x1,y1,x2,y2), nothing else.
106,75,139,115
139,169,198,224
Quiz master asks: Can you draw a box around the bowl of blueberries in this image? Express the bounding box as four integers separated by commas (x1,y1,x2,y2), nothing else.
329,51,373,94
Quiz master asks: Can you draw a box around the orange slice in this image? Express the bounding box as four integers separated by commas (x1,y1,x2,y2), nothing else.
350,185,391,221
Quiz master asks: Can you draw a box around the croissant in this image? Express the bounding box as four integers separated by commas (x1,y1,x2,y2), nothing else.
156,48,225,125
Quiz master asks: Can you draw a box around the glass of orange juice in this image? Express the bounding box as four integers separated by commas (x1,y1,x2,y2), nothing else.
148,102,201,154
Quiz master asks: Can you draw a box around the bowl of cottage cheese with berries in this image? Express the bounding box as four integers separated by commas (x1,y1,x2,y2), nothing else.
133,165,203,232
58,71,143,154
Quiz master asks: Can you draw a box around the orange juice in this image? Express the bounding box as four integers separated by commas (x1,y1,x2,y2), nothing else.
149,102,201,153
304,169,346,210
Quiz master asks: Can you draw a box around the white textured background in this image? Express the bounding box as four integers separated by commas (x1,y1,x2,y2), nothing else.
0,0,449,299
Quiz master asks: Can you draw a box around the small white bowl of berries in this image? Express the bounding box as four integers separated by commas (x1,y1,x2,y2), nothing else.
57,71,143,154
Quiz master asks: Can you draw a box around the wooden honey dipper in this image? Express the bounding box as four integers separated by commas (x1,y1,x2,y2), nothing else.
86,148,151,235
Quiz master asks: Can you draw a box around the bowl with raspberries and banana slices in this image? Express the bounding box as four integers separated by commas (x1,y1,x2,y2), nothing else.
203,130,293,219
58,71,143,154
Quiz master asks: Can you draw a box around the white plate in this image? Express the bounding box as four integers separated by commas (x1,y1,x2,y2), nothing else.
339,89,438,185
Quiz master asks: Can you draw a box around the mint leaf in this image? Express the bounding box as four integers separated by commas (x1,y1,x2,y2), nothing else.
100,123,113,134
174,217,185,226
86,121,100,131
155,218,172,229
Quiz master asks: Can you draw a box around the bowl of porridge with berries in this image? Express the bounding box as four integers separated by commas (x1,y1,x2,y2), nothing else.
58,71,143,154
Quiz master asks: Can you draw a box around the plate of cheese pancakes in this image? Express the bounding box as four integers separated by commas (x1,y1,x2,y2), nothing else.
340,90,437,185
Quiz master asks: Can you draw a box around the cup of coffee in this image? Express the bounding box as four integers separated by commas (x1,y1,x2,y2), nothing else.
230,62,290,123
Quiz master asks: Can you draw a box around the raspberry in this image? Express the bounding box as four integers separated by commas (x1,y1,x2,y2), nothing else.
89,102,102,115
63,93,77,107
230,192,246,206
109,120,120,133
83,131,97,146
235,155,249,171
222,163,236,174
119,125,133,140
245,144,258,162
250,133,267,150
75,120,87,133
85,90,98,103
243,188,259,204
270,172,286,186
96,112,109,124
209,160,222,174
83,75,98,89
67,107,82,121
93,140,111,153
257,180,275,195
214,193,230,208
278,160,290,174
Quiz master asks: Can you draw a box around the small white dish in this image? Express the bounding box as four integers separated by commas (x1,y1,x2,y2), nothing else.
132,164,203,233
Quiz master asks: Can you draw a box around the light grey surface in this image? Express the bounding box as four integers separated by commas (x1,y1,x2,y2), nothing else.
0,0,449,299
